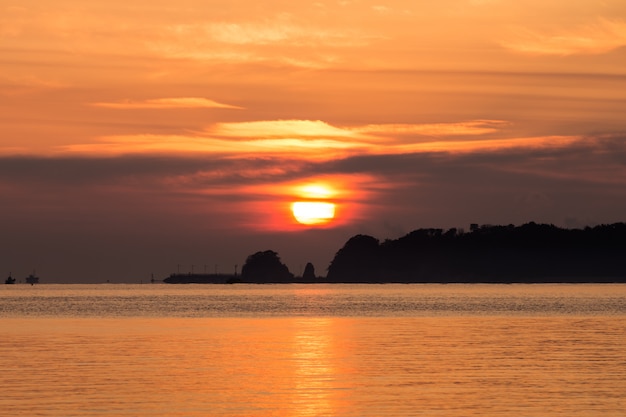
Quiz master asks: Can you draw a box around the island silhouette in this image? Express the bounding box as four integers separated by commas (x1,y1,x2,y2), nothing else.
164,222,626,284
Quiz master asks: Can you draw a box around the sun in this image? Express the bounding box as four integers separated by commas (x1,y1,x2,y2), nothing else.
289,182,339,226
291,201,336,225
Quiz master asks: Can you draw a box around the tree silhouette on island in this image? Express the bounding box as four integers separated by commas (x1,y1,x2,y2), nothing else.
164,222,626,284
240,250,294,282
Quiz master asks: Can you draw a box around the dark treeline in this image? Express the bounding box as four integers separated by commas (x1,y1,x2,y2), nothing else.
326,222,626,283
164,222,626,283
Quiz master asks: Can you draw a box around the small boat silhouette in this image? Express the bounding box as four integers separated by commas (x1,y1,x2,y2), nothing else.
25,274,39,285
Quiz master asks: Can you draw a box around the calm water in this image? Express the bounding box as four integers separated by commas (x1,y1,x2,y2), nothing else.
1,284,625,416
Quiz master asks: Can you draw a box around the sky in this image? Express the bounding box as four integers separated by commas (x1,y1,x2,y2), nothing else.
2,0,626,283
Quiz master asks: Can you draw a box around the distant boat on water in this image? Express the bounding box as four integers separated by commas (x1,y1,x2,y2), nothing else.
25,274,39,285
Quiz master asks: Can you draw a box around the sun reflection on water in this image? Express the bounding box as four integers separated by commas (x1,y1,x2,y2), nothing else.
290,318,352,416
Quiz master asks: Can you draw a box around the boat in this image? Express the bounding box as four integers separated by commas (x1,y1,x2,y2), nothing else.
25,274,39,285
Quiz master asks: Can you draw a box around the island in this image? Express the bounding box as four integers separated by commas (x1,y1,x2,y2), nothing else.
164,222,626,284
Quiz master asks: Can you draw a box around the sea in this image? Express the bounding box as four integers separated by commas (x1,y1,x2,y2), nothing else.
1,283,625,416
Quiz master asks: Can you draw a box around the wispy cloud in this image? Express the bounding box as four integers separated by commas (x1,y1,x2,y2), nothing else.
91,97,243,110
8,135,626,189
209,120,358,139
61,133,366,160
4,133,626,245
356,120,509,139
150,18,376,68
503,18,626,56
165,18,373,48
57,118,569,160
210,119,509,142
0,5,369,70
390,135,578,155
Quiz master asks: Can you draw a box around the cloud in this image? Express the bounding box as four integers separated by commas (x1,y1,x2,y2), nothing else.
165,18,372,48
56,118,563,159
503,18,626,56
324,134,626,184
356,120,509,138
390,135,578,155
3,134,626,243
210,120,357,139
209,119,510,144
147,13,383,68
6,135,626,189
61,133,367,160
91,97,243,110
0,5,368,71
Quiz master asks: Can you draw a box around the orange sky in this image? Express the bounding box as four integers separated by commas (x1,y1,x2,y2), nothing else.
2,0,626,282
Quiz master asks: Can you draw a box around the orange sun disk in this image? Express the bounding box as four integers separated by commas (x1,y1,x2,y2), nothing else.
291,201,336,225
